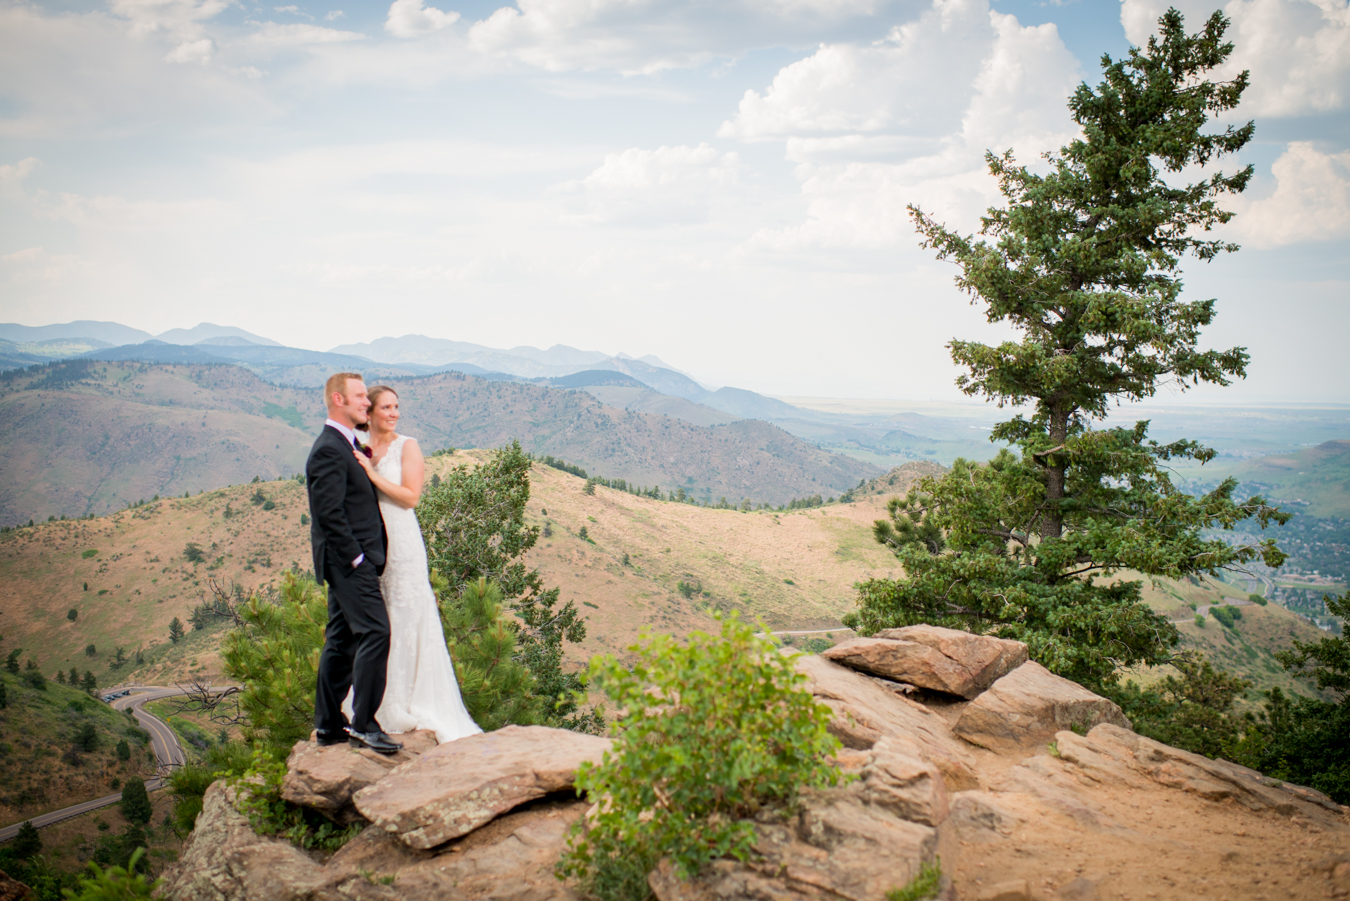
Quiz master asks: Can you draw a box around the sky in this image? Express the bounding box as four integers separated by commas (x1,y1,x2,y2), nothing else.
0,0,1347,403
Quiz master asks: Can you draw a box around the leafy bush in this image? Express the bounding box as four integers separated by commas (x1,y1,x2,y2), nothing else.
62,849,160,901
558,615,842,899
183,543,204,564
166,741,253,834
120,778,152,826
24,669,46,691
1195,613,1206,628
1210,605,1239,628
1248,593,1268,606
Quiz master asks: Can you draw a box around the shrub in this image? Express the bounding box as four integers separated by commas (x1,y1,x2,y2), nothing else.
229,751,361,851
63,848,160,900
83,549,99,559
76,722,100,751
184,542,205,564
433,575,540,731
888,860,942,901
68,608,79,622
1249,593,1268,606
558,614,842,898
86,644,97,657
116,739,131,761
1210,606,1239,629
1195,613,1205,628
23,669,45,691
166,741,253,834
12,820,41,859
3,650,18,674
121,778,153,825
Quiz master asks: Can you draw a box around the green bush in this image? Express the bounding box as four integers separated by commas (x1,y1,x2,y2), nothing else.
220,573,327,755
558,615,842,899
166,741,253,834
1110,653,1251,759
1195,613,1206,628
24,669,46,691
1210,606,1239,628
1248,593,1268,606
120,778,152,826
63,848,159,900
433,575,540,731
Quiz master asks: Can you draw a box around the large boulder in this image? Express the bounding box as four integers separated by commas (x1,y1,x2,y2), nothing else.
796,654,981,790
952,662,1129,755
0,871,31,901
157,779,588,900
823,626,1027,699
354,725,611,850
281,730,439,824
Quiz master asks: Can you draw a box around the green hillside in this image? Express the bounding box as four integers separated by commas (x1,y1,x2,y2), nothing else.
0,360,878,522
0,672,157,828
1229,440,1350,518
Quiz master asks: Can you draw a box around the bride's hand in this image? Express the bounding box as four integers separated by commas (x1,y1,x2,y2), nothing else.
353,450,374,476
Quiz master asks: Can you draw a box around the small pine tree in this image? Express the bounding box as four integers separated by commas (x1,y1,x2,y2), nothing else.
12,820,41,859
117,739,131,761
70,665,81,685
82,670,98,693
121,777,153,825
56,669,67,685
68,608,79,622
435,575,540,731
86,643,97,657
4,649,19,674
169,617,185,643
0,681,7,709
76,722,100,751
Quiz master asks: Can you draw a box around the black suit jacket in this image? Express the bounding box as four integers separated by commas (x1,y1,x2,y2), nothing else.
307,425,387,582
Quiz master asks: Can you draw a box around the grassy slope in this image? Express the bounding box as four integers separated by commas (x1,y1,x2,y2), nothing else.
1,450,1329,736
0,673,158,827
0,362,878,522
1227,439,1350,518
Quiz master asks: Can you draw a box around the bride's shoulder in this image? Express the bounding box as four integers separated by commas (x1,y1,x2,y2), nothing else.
397,434,421,453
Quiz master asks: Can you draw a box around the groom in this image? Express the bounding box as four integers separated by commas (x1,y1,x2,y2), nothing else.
307,372,401,754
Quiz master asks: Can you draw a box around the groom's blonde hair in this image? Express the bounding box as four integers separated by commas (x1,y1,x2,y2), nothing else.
324,372,364,407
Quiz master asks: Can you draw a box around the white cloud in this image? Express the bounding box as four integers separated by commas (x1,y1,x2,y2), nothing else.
1229,142,1350,246
386,0,461,38
109,0,232,40
553,144,743,225
1121,0,1350,117
727,0,1080,251
248,22,366,46
326,10,346,20
2,246,43,263
467,0,914,75
164,37,214,64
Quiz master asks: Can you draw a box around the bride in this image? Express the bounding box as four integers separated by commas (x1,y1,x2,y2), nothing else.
346,384,481,744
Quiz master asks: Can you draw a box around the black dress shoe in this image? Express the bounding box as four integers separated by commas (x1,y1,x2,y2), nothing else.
315,729,347,747
347,729,403,754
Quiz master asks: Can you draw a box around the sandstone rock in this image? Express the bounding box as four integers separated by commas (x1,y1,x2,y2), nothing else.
796,654,981,790
824,626,1027,699
878,625,1028,696
861,737,949,826
0,871,31,901
952,662,1130,754
648,785,947,901
1062,724,1345,825
947,791,1020,840
354,725,611,849
156,781,342,901
976,880,1031,901
158,777,588,901
280,730,437,824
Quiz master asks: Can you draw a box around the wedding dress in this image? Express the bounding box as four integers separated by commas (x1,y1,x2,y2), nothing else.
343,434,481,744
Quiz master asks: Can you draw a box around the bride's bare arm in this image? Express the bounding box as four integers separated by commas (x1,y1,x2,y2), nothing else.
353,439,424,509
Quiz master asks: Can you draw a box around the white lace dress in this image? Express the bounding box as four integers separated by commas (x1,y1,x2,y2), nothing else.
343,434,482,744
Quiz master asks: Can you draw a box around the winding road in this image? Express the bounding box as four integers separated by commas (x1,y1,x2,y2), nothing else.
0,684,222,843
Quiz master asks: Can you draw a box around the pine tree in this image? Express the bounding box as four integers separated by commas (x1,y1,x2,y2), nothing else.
434,575,540,730
121,777,153,825
848,10,1287,688
82,670,97,693
12,820,41,859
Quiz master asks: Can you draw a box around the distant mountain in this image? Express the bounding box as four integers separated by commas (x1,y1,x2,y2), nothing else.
0,360,880,521
156,323,281,346
544,370,650,390
81,341,233,365
0,320,154,345
701,387,806,420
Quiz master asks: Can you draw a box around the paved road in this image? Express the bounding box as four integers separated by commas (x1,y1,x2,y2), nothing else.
0,685,213,842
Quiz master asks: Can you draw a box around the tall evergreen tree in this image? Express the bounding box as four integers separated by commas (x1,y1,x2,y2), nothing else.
847,9,1287,687
12,820,41,859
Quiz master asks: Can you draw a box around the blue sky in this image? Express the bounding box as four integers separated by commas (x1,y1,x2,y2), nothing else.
1,0,1347,402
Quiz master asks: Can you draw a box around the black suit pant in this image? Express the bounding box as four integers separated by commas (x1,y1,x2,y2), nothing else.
315,560,390,735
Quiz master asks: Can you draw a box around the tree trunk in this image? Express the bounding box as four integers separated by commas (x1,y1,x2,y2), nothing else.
1042,405,1067,539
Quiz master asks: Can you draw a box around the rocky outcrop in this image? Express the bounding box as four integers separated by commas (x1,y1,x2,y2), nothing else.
353,725,611,850
280,729,438,824
952,661,1130,754
159,642,1350,901
824,626,1027,698
0,871,31,901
